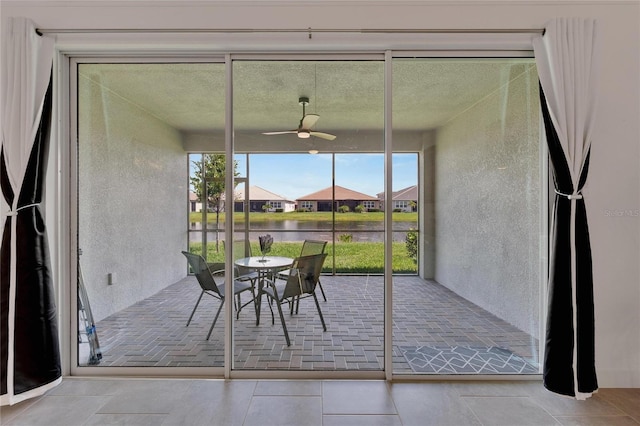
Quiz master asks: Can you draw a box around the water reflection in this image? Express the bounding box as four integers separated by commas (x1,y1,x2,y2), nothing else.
188,220,416,243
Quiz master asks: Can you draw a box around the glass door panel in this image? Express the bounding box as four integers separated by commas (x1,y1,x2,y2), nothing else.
77,62,225,368
232,59,385,370
391,58,542,375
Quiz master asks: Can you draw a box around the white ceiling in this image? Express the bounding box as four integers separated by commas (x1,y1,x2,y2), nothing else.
79,59,536,151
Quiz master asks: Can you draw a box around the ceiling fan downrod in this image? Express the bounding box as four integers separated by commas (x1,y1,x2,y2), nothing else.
299,96,310,116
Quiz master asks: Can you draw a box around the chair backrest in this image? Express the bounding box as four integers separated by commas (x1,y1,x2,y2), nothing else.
282,253,327,299
182,251,221,294
300,240,327,256
230,240,255,278
233,239,253,260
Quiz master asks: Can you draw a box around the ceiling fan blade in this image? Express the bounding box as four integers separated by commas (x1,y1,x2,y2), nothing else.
262,131,297,135
310,131,337,141
301,114,320,129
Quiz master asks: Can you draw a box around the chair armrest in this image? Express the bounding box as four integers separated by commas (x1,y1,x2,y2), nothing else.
207,262,225,276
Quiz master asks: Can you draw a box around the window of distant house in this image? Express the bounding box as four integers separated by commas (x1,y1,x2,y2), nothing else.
363,201,376,209
301,201,313,210
395,201,408,210
271,201,282,209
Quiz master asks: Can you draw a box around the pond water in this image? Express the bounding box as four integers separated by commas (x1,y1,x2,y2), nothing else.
188,220,417,243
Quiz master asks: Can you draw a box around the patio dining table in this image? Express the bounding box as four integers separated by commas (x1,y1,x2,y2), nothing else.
234,256,293,325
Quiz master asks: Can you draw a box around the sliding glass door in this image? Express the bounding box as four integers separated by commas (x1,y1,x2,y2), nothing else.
72,53,543,378
232,59,386,371
391,58,543,375
75,61,226,370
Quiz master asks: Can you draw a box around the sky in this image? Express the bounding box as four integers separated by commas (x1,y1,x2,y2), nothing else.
235,153,417,200
189,153,418,200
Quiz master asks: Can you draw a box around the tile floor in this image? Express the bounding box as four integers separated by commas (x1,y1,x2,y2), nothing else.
85,275,539,372
2,378,639,425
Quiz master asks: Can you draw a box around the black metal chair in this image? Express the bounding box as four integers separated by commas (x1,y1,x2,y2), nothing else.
278,239,328,301
262,253,328,346
232,239,260,284
182,251,255,339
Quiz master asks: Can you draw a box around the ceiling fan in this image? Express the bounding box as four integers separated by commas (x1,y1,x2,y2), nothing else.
262,97,337,141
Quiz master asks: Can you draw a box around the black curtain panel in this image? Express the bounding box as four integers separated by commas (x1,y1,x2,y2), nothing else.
1,77,61,399
540,86,597,398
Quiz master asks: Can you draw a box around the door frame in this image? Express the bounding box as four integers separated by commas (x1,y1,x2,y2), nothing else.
63,48,543,380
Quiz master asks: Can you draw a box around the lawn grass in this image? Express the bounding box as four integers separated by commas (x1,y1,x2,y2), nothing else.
189,211,417,223
188,241,417,274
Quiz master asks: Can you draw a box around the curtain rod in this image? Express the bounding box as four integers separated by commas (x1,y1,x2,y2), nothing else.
35,27,544,35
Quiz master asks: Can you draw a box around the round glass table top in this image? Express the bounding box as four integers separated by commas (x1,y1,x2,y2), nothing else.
234,256,293,269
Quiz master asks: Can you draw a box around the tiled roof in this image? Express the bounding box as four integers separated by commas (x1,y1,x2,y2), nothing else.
297,185,377,201
235,185,294,202
393,185,418,201
377,185,418,201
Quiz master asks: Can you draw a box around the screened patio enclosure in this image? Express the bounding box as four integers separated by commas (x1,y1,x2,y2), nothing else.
75,57,542,375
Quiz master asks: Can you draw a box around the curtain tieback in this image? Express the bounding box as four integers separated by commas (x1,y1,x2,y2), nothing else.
6,203,40,217
555,189,583,200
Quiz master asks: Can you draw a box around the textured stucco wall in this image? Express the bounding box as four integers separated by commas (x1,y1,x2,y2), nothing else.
78,71,187,322
435,63,540,337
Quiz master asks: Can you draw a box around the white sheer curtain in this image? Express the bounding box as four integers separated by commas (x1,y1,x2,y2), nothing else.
533,18,599,400
1,17,58,406
1,18,54,190
534,18,598,185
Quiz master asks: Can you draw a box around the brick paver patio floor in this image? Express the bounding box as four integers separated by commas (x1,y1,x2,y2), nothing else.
86,275,540,374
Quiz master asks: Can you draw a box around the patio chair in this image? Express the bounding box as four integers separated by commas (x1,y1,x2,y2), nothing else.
262,253,327,346
278,239,328,301
182,251,255,339
231,239,260,284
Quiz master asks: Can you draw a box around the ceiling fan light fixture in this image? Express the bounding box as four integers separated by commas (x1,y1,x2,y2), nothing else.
297,130,311,139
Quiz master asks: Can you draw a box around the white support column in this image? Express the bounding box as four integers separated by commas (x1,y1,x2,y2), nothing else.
224,53,233,379
383,50,393,380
